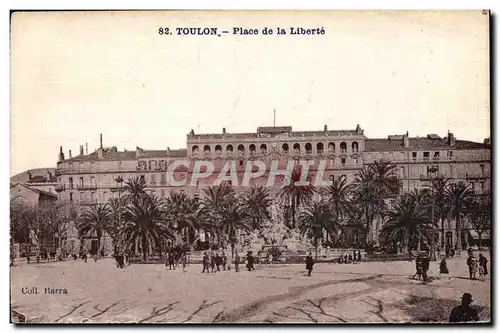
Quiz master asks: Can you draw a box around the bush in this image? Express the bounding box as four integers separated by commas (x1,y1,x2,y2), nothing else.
268,246,282,260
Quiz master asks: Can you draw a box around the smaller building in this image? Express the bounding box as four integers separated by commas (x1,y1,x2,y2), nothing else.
10,183,58,207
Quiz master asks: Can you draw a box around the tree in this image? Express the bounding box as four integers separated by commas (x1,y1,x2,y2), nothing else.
219,201,251,256
467,198,491,250
78,203,113,255
164,192,203,248
200,185,236,247
320,175,352,243
123,176,148,204
445,182,474,252
368,159,401,198
279,168,316,229
298,201,331,259
107,197,127,250
119,193,175,261
241,186,272,230
379,194,434,258
427,176,451,248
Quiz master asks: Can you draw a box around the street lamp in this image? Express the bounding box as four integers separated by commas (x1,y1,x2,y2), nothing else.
114,176,124,253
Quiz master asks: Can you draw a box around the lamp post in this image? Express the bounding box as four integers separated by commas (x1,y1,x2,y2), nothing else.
114,176,124,253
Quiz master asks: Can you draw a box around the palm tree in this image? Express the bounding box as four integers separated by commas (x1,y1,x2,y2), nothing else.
279,168,316,229
445,182,474,253
408,188,431,252
241,186,272,230
298,201,331,259
78,203,113,255
320,176,352,243
201,185,236,247
368,159,401,198
219,202,251,256
164,192,203,248
351,168,380,242
123,176,148,204
119,193,174,261
427,176,451,248
379,194,434,258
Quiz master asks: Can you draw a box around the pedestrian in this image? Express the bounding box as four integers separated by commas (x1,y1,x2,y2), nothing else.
440,257,449,274
348,253,353,264
247,252,255,271
222,252,227,271
234,253,240,272
478,254,488,276
210,253,216,273
353,251,357,262
357,250,362,262
93,253,99,263
467,254,478,280
449,293,479,322
215,253,221,271
202,252,210,273
116,252,125,269
305,252,314,276
421,254,430,282
169,253,176,270
413,255,423,280
181,253,188,273
83,250,88,263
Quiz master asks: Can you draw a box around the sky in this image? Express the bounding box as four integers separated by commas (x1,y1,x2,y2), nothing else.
10,10,490,176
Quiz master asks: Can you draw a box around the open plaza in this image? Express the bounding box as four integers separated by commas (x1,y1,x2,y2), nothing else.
10,253,490,324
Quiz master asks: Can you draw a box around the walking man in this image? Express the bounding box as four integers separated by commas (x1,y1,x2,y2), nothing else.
222,252,227,271
247,252,255,271
421,254,430,282
210,253,216,273
181,253,188,273
202,252,210,273
215,253,221,272
467,253,478,280
234,253,240,272
305,252,314,276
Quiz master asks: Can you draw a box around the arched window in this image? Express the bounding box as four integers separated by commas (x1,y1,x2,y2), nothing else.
203,145,211,152
237,144,245,151
328,142,335,153
293,143,301,152
340,142,347,153
317,142,324,153
69,177,74,189
282,143,289,152
249,144,256,152
260,144,267,153
352,141,359,153
215,145,222,152
305,143,312,153
226,144,234,152
192,145,199,152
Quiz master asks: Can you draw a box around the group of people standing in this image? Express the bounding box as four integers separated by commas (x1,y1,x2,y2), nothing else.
337,250,362,264
466,249,488,280
201,251,256,273
413,253,431,281
166,252,188,272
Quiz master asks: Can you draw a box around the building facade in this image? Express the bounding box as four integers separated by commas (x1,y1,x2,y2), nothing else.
55,125,491,253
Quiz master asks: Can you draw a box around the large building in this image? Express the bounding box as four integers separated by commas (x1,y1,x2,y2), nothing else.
55,125,491,253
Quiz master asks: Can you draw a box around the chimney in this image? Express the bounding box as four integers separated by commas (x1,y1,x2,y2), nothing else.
484,138,491,145
403,131,410,148
447,131,456,146
79,145,84,155
58,146,65,161
222,127,226,135
27,171,32,180
135,146,142,158
324,125,328,132
100,134,103,149
69,149,72,158
85,142,88,154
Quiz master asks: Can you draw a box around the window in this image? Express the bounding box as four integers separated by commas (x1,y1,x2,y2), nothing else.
329,175,334,182
140,175,145,183
447,151,453,158
340,142,347,153
80,192,84,203
150,174,156,184
470,182,475,190
449,165,453,176
480,164,485,174
79,162,84,170
400,166,405,177
80,177,84,187
91,192,95,203
354,157,358,164
103,191,107,202
69,192,73,202
423,152,430,159
480,182,485,191
69,163,74,171
91,177,95,188
412,152,417,159
118,161,123,170
341,158,346,165
352,141,359,153
330,159,334,166
239,160,243,166
160,172,167,184
69,177,74,189
434,152,440,158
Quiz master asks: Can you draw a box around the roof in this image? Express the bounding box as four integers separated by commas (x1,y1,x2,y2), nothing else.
189,127,363,140
10,168,57,183
11,183,58,198
61,148,187,163
365,137,490,152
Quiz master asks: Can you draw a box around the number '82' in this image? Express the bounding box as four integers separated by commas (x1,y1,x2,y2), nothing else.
158,27,170,35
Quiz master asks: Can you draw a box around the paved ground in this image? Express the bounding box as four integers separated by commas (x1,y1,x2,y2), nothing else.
10,255,491,323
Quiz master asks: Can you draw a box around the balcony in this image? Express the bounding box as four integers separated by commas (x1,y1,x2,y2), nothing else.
202,151,212,158
249,151,256,157
465,173,490,181
76,184,98,190
214,151,223,157
237,151,245,157
317,150,324,155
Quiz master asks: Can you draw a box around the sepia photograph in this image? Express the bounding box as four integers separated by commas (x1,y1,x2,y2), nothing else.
9,10,491,324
